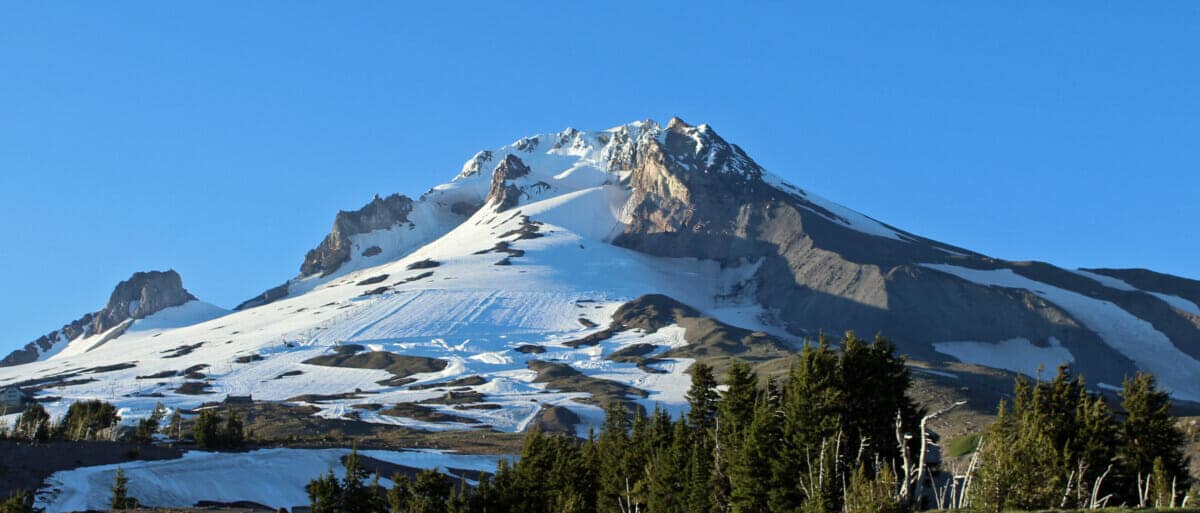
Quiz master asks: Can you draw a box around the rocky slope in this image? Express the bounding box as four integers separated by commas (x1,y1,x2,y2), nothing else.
1,270,205,366
1,118,1197,439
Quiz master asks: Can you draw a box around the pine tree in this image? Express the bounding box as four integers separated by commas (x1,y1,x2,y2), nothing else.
134,416,158,442
596,402,633,512
168,409,183,439
14,403,50,442
110,467,138,510
388,472,411,513
646,418,689,513
1120,371,1190,502
686,363,720,432
307,469,342,513
223,408,245,448
843,463,903,513
408,468,451,513
340,447,382,513
838,333,921,466
773,337,841,513
0,490,32,513
730,394,777,513
61,399,120,440
192,409,221,449
715,360,757,512
685,434,716,513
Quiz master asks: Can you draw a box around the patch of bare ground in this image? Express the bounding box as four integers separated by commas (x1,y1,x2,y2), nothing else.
302,347,447,387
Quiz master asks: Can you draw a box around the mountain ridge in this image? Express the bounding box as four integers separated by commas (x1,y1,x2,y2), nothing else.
2,117,1197,438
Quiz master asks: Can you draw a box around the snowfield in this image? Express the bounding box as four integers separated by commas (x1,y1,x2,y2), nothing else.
922,264,1200,401
4,118,1198,451
36,448,508,513
932,337,1074,378
0,123,798,436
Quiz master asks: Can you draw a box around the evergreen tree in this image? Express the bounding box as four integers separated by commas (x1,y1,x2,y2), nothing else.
715,361,757,512
168,409,183,439
685,434,716,513
340,448,383,513
387,472,411,513
192,409,221,449
646,418,689,513
307,469,343,513
773,336,841,513
407,469,451,513
110,467,138,510
223,408,245,448
0,490,32,513
843,463,903,513
839,333,921,466
135,401,169,442
134,417,158,442
1120,371,1190,502
61,399,120,440
596,402,634,512
686,363,720,432
730,393,777,513
14,403,50,442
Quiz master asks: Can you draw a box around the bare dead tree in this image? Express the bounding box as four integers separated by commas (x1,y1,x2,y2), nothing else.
913,401,966,505
895,412,913,502
617,477,640,513
1059,469,1076,509
1137,472,1151,508
956,434,984,509
1089,465,1113,508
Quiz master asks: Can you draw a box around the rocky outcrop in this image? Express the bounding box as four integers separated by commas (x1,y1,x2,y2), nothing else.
234,282,290,311
0,313,94,367
92,270,195,333
612,117,1199,388
485,154,532,212
300,194,415,277
1,270,197,367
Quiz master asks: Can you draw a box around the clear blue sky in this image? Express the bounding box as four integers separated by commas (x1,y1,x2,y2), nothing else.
2,3,1197,353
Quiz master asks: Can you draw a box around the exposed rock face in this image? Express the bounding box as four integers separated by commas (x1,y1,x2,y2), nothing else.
300,194,415,277
485,154,532,212
1,270,196,367
234,282,290,311
0,313,93,367
612,117,1200,388
92,270,195,333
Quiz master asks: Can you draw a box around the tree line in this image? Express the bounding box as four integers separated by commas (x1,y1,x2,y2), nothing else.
306,332,1194,513
1,399,241,450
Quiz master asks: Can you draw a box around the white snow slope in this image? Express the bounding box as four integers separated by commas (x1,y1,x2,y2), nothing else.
4,119,1198,445
36,448,506,513
0,121,800,437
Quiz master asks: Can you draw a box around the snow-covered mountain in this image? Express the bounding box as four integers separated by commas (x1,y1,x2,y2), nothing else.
3,117,1198,435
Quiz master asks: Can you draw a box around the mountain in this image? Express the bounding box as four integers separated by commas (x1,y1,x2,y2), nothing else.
0,270,226,367
2,118,1197,437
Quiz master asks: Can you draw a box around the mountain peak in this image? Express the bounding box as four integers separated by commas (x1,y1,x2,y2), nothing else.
300,193,416,277
0,269,200,367
93,269,196,333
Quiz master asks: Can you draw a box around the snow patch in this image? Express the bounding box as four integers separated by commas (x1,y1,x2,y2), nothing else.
933,337,1073,378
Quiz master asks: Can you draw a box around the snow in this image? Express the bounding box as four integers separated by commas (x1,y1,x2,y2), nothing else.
1148,292,1200,316
1073,269,1200,316
0,165,787,433
127,301,229,332
762,171,911,242
923,264,1200,401
9,117,1190,443
932,337,1074,378
910,367,960,380
36,448,508,513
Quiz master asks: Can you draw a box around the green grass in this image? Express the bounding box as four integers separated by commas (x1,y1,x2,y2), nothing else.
945,432,982,457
